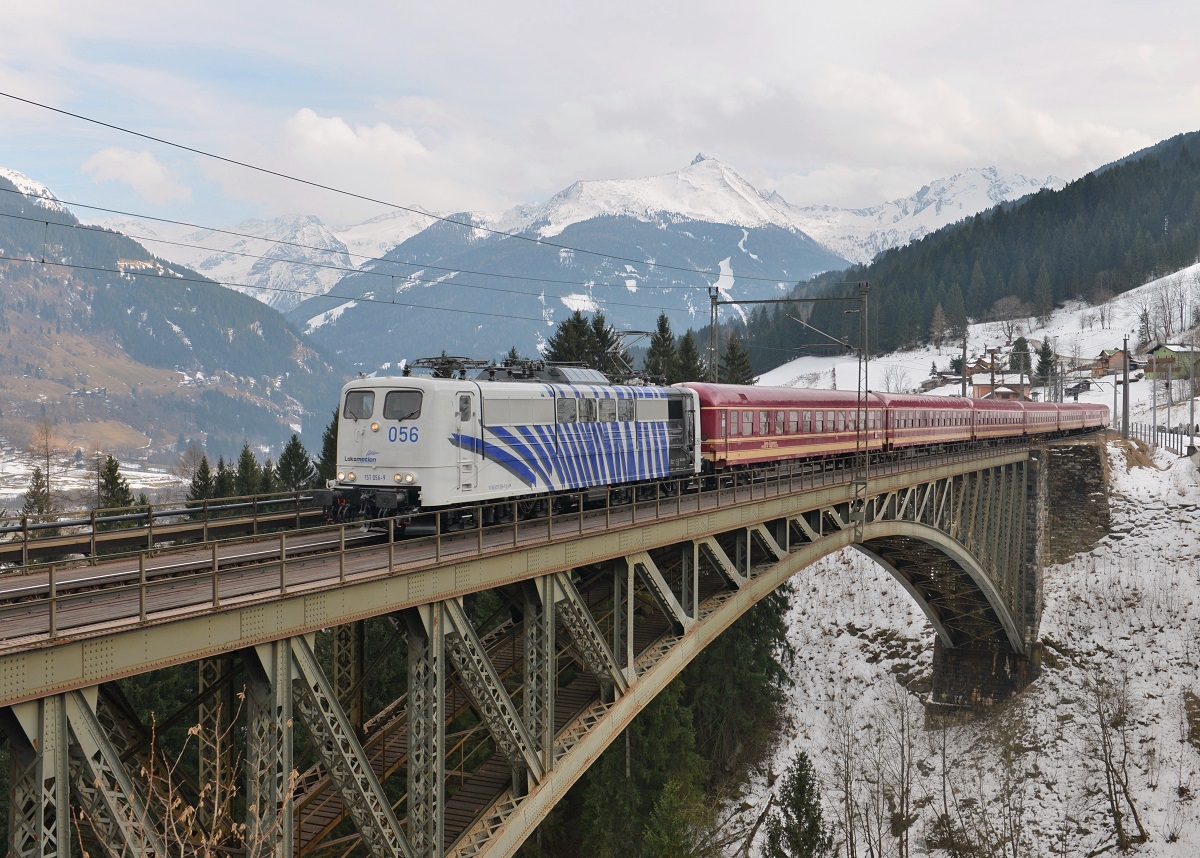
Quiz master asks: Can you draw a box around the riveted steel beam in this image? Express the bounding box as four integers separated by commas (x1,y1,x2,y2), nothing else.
246,641,294,858
443,599,545,784
405,604,446,858
628,552,693,635
554,572,628,696
65,687,166,858
198,654,235,834
5,695,71,858
289,635,413,858
522,578,556,774
697,536,746,588
332,622,365,735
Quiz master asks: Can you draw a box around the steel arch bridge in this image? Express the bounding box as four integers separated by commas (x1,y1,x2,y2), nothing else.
0,442,1090,858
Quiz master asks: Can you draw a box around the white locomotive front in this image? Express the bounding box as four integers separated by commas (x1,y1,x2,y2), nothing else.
315,367,701,522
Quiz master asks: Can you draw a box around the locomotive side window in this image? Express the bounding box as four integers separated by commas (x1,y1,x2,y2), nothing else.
599,399,617,422
618,399,634,421
667,399,684,421
382,390,422,420
458,395,472,422
579,399,597,422
344,390,375,420
557,399,577,423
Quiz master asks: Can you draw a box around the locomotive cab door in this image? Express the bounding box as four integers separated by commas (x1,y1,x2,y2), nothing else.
456,390,478,491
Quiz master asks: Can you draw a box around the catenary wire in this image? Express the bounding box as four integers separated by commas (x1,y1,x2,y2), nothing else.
0,255,551,324
0,185,778,295
0,90,808,285
0,208,700,315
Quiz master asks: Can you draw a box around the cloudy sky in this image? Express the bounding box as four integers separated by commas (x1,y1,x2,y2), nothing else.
2,0,1197,227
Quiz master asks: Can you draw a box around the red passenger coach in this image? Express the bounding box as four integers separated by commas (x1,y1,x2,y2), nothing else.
680,383,885,469
972,399,1026,441
1022,401,1061,436
869,393,974,450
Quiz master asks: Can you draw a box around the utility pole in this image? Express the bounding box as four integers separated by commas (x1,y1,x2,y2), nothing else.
709,287,719,383
1189,339,1196,455
1152,352,1158,442
960,331,968,397
1121,334,1130,439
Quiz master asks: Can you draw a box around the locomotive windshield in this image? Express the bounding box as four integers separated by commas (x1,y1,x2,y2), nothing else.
343,390,375,420
383,390,423,421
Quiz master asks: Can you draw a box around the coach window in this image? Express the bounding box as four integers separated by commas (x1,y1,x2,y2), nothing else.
774,411,785,434
826,411,835,432
557,398,576,423
788,410,799,433
814,411,823,433
742,410,754,436
599,399,617,422
847,411,856,432
759,411,770,435
837,411,846,432
383,390,422,420
343,390,375,420
802,411,811,433
727,411,738,437
580,399,597,422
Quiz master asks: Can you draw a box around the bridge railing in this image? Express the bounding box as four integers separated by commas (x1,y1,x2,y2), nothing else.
0,438,1049,651
1129,422,1196,456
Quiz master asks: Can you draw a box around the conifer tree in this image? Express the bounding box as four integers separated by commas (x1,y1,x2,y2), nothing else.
763,751,834,858
187,455,215,501
644,313,679,382
719,335,754,384
675,331,708,382
97,455,135,516
21,466,54,519
277,434,317,491
929,303,948,349
1036,340,1055,386
259,459,277,494
1009,337,1032,376
233,442,260,497
214,456,234,498
316,410,339,484
545,310,597,365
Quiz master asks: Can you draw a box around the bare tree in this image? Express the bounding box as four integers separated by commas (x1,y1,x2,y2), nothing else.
987,297,1030,345
880,365,911,393
1081,671,1148,851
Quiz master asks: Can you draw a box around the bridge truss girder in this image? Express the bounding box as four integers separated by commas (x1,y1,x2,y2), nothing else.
2,453,1046,858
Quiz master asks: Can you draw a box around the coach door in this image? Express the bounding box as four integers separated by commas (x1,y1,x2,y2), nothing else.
456,391,477,491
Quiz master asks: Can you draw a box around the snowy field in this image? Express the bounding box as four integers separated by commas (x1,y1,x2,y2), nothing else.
735,440,1200,856
0,446,186,509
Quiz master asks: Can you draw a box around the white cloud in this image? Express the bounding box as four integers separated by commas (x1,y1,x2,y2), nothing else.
81,148,191,205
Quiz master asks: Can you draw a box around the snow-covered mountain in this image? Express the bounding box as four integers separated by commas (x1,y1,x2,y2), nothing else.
492,154,807,238
779,166,1066,265
0,167,69,215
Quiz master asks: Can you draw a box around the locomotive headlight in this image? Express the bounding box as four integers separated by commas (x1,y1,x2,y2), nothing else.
394,473,403,483
337,471,346,480
370,422,380,432
403,473,415,484
346,472,356,481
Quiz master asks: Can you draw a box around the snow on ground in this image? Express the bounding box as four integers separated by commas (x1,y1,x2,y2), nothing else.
732,442,1200,856
757,263,1200,429
0,448,186,507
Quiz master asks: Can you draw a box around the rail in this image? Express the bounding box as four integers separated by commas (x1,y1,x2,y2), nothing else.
0,434,1073,655
0,490,322,566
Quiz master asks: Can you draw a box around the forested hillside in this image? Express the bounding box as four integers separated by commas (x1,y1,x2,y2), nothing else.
732,131,1200,372
0,175,347,459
